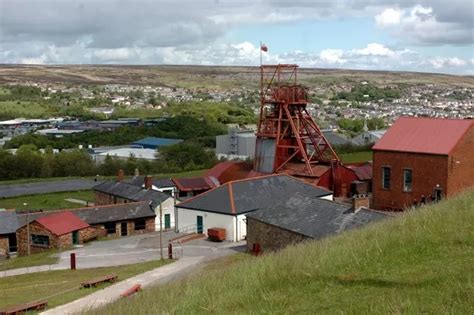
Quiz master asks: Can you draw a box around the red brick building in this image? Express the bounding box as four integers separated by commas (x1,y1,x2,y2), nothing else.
372,117,474,210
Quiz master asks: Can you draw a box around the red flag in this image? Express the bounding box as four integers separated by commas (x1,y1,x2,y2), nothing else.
260,43,268,52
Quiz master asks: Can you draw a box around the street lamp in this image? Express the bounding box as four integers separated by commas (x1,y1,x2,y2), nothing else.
24,203,30,256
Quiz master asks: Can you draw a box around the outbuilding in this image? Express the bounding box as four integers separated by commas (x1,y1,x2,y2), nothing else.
176,174,333,242
372,117,474,210
246,193,387,252
16,212,97,255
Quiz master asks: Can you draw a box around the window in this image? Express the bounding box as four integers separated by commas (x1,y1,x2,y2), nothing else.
31,234,49,247
104,222,116,235
403,169,413,192
382,166,391,189
134,219,146,231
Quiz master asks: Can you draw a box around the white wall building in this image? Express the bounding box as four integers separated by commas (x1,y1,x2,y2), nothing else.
176,174,333,242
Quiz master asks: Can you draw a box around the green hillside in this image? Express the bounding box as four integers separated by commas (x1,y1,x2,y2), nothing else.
93,190,474,314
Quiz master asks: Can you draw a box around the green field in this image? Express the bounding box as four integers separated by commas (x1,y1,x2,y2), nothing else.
0,248,62,271
340,150,373,163
92,190,474,314
0,190,94,211
0,100,49,118
0,259,171,310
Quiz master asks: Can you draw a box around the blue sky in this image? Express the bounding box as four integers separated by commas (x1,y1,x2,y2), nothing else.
0,0,473,74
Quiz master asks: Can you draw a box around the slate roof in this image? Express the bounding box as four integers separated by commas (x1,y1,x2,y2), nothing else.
177,174,332,215
247,193,388,239
15,202,155,229
372,117,473,155
321,129,352,146
93,181,170,206
126,176,175,189
0,211,19,235
36,212,89,236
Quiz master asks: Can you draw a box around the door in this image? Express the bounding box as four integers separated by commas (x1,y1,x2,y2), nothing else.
72,231,79,245
121,222,128,236
8,233,17,253
434,188,443,202
196,216,203,234
164,214,171,229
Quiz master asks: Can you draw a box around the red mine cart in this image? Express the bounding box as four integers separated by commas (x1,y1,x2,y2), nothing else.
207,228,226,242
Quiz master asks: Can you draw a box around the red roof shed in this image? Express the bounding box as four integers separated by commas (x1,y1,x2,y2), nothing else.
35,211,90,236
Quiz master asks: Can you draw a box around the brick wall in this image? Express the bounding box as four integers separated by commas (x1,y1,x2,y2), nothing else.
16,222,58,255
373,151,448,210
79,226,101,243
0,235,9,257
447,126,474,196
246,217,310,252
95,191,134,205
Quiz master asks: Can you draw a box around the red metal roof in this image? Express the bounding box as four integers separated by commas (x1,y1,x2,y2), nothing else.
172,177,218,192
346,163,373,181
35,211,89,236
372,117,473,155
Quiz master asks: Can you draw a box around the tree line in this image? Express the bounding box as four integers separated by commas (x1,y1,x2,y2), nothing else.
0,142,218,180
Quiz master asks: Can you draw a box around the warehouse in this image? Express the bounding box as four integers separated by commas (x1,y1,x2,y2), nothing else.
372,117,474,210
131,137,183,149
246,193,387,252
176,174,332,242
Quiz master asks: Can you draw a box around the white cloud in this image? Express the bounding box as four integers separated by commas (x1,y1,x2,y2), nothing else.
429,57,468,69
352,43,395,57
319,49,346,64
374,4,473,45
375,8,403,27
94,48,136,61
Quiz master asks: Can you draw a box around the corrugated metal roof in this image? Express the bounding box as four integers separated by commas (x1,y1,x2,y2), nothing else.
132,137,183,147
373,117,472,155
36,211,89,236
172,177,216,191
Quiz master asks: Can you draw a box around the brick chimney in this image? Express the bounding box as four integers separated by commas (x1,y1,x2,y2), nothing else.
134,168,140,177
144,175,153,190
117,169,125,182
352,194,370,212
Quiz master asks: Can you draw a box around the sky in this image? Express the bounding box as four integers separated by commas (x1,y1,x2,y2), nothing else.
0,0,473,74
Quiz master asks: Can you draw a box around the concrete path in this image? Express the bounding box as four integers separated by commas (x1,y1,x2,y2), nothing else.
64,198,94,206
41,256,205,315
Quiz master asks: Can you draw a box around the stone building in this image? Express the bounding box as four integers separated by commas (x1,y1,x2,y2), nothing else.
93,178,175,230
246,193,387,252
372,117,474,210
16,212,97,255
0,211,18,257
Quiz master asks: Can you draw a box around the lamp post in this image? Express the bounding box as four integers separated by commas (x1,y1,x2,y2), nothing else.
159,202,163,260
24,203,30,256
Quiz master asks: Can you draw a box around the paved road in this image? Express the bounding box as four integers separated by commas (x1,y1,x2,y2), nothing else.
1,231,245,277
0,179,103,198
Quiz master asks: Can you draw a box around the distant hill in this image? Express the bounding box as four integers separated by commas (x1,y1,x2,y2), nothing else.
90,189,474,314
1,64,473,89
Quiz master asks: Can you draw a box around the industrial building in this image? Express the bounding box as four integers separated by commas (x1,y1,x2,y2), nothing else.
372,117,474,210
132,137,183,149
216,130,256,160
246,193,387,252
175,174,332,242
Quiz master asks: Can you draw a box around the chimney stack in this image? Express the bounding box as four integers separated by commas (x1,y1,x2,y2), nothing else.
144,175,153,190
352,194,370,212
117,169,125,182
134,168,140,177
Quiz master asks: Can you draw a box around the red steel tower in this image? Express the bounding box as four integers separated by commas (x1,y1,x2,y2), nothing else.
254,64,341,182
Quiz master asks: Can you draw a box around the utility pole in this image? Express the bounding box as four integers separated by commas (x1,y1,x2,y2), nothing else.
24,203,30,256
173,186,178,233
159,202,163,260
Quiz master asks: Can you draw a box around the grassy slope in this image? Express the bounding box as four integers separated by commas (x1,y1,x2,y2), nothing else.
340,151,373,163
0,248,61,271
0,190,94,211
94,190,474,314
0,259,171,309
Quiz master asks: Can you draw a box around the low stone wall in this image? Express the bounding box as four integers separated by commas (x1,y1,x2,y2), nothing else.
246,217,310,253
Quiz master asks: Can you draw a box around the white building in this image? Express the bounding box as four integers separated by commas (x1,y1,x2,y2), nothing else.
176,174,333,242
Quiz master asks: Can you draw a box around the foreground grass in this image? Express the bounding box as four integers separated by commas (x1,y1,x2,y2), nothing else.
94,190,474,314
0,259,171,310
340,150,373,163
0,190,94,211
0,249,62,272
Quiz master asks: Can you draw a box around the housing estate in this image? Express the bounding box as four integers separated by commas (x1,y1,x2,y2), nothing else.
372,117,474,210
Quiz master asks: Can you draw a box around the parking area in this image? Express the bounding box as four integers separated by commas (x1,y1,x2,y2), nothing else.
56,231,245,269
